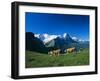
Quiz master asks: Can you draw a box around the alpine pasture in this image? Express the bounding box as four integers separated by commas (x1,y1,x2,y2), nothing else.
26,48,89,68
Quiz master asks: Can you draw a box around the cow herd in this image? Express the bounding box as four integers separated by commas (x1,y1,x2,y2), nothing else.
48,47,78,56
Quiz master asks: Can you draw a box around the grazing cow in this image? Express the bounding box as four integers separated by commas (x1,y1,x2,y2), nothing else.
65,47,77,54
48,49,61,56
53,49,61,56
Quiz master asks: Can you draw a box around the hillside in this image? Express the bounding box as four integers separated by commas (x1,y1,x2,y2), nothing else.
25,48,89,68
26,32,48,53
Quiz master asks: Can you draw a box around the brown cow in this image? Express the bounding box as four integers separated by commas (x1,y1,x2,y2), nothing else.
65,47,76,54
48,49,61,56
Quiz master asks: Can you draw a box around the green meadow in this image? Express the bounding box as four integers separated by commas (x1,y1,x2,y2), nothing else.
25,49,89,68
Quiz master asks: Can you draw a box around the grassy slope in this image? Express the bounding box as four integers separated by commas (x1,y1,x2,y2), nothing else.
25,49,89,68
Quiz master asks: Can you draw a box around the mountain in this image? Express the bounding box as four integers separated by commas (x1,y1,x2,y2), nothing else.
44,33,78,53
45,37,65,47
27,32,89,53
35,33,58,44
63,33,77,43
45,33,77,47
26,32,48,53
35,33,77,44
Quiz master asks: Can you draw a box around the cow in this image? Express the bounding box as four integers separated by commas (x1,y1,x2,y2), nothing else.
48,49,61,56
53,49,61,56
65,47,77,54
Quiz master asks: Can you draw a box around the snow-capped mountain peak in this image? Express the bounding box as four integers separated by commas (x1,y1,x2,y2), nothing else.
35,33,58,43
43,34,58,44
63,33,67,38
42,33,49,38
35,33,79,44
63,33,71,39
34,34,40,38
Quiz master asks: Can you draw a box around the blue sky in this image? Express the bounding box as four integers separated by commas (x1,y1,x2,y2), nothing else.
25,12,89,40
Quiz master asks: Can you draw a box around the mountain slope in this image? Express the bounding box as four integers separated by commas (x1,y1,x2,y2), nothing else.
26,32,48,53
45,33,77,48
